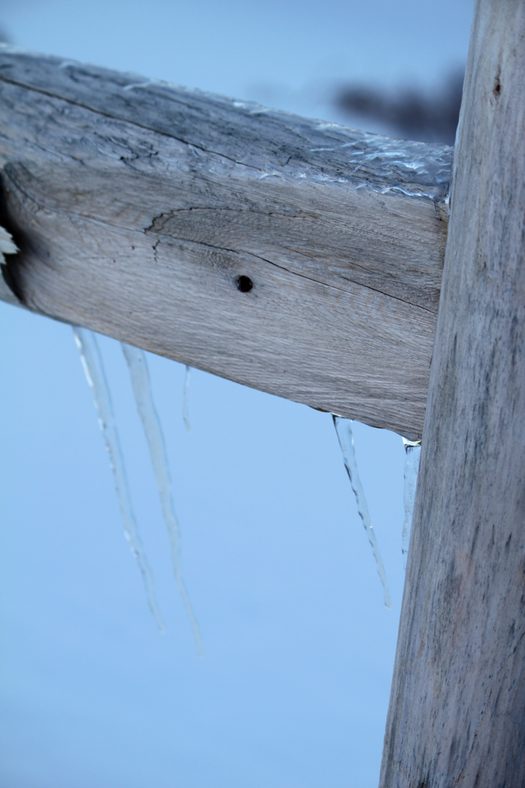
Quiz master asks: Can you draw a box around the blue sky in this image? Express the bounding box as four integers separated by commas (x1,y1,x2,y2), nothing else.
0,2,473,786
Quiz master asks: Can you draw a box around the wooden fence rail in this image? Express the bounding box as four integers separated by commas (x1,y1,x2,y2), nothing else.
0,47,451,439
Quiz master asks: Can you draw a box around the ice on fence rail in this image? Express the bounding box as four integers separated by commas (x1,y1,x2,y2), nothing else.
121,344,202,649
401,438,421,562
332,416,392,608
72,327,165,630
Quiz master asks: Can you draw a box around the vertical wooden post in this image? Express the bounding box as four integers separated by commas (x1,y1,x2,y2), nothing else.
380,1,525,785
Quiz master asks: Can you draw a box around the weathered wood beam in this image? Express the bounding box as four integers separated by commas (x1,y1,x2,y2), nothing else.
0,48,451,438
380,0,525,784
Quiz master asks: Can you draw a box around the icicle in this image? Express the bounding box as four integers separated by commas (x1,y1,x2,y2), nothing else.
182,365,192,432
332,416,392,608
401,438,421,562
121,344,202,649
72,327,164,630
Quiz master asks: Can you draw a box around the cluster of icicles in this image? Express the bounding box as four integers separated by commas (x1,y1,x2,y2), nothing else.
73,328,200,645
73,328,421,631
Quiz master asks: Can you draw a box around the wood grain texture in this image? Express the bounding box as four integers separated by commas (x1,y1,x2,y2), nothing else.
380,1,525,784
0,49,452,437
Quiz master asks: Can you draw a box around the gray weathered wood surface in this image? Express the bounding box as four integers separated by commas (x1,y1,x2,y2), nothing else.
380,0,525,784
0,48,451,438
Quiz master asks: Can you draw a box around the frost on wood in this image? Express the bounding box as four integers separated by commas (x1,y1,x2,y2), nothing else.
332,416,392,607
121,344,201,648
401,439,421,561
72,327,164,629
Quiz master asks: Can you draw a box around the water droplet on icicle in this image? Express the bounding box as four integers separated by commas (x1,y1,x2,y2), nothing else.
332,415,392,607
401,438,421,563
72,327,164,630
121,344,202,650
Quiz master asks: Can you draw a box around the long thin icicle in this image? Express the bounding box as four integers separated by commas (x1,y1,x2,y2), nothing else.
72,327,164,629
332,416,392,607
401,439,421,562
182,365,192,432
121,344,202,649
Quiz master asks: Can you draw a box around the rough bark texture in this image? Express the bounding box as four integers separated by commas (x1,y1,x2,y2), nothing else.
380,1,525,784
0,48,451,438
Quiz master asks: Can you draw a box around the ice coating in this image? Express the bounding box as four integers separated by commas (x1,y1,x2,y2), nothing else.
72,327,164,629
136,84,454,200
135,83,453,199
123,80,155,92
401,439,421,561
0,48,453,203
121,344,201,648
303,127,452,199
333,416,392,607
116,75,453,200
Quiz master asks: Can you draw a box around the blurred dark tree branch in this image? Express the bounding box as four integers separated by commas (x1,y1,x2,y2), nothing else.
334,70,464,144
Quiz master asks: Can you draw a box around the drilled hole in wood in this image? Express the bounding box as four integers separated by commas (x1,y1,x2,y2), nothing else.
236,275,253,293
